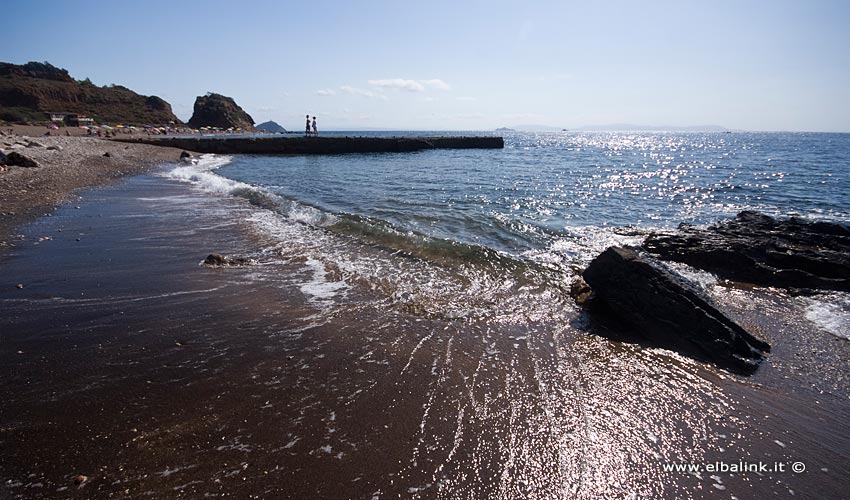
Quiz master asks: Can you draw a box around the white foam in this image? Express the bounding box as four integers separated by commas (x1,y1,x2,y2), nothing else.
300,258,348,304
164,154,248,195
285,200,338,227
802,293,850,339
524,225,651,270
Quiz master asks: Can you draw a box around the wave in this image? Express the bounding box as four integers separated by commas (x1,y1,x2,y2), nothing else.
164,155,337,226
163,156,539,276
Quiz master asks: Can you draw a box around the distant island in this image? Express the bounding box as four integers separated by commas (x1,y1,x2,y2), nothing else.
256,120,287,133
495,127,516,132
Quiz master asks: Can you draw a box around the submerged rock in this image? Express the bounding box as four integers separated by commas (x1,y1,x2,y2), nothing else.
179,150,192,162
203,253,254,267
582,246,770,374
643,211,850,291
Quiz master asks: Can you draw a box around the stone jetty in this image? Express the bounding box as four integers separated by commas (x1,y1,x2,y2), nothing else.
113,135,504,155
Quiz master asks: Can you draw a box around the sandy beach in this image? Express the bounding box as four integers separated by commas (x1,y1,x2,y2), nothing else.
0,126,186,249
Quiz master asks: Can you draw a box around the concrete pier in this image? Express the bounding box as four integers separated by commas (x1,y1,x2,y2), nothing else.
113,135,504,155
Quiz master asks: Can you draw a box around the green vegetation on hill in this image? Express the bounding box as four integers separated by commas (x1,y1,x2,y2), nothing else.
0,61,180,125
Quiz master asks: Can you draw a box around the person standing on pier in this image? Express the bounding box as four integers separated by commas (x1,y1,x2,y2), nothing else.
312,116,318,136
305,114,311,136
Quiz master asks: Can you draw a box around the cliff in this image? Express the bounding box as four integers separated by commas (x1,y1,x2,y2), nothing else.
187,93,254,130
0,61,180,124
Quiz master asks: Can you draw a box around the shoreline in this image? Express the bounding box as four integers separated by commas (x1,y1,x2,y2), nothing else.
0,127,188,249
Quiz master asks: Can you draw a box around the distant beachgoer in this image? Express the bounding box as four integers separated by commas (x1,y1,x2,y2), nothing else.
306,114,311,136
312,116,318,136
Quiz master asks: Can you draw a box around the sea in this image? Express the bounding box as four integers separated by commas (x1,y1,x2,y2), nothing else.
169,131,850,335
3,131,849,498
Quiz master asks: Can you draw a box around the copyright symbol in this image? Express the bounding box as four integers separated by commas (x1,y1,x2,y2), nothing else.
792,462,805,473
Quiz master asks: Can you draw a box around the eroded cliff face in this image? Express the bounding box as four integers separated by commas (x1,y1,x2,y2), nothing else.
0,61,180,124
187,93,255,130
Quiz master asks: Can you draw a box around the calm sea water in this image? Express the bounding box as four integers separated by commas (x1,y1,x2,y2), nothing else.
206,131,850,259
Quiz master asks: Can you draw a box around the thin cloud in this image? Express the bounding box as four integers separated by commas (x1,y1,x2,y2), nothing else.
367,78,452,92
369,79,425,92
316,89,336,96
339,85,387,100
456,96,477,101
422,79,451,91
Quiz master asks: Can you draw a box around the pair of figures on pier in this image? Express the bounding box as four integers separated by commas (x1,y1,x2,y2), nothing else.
305,115,318,136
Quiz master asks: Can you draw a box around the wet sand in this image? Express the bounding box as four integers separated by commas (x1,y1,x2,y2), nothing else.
0,130,187,248
1,172,849,499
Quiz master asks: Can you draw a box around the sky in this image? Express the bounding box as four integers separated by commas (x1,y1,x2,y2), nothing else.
6,0,850,131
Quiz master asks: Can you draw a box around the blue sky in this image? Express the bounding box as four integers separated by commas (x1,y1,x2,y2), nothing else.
6,0,850,131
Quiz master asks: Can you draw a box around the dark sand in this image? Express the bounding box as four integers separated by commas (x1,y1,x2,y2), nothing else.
0,129,187,248
1,166,848,498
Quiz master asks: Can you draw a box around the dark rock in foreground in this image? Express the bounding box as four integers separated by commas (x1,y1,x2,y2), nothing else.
644,211,850,291
6,151,39,168
583,246,770,374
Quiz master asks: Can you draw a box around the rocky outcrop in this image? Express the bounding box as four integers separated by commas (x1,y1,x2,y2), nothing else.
256,120,287,133
643,211,850,291
187,93,254,130
0,61,180,124
582,246,770,373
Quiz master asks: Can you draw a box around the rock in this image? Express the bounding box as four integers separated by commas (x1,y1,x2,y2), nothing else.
103,152,112,158
16,283,24,289
72,474,88,486
26,140,44,148
582,246,770,374
180,150,192,162
187,92,255,130
0,151,7,165
46,145,62,151
204,253,227,266
203,253,254,267
569,276,592,305
6,151,39,168
643,211,850,291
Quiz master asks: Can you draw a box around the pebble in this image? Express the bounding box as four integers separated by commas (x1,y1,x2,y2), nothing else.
16,283,24,289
